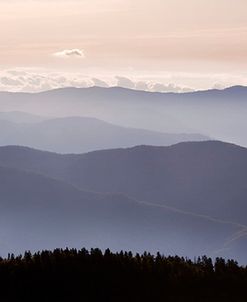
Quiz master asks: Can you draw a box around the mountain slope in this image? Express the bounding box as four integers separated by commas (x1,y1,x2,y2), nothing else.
0,164,240,261
65,141,247,224
1,141,247,226
0,116,208,153
0,86,247,145
0,111,46,123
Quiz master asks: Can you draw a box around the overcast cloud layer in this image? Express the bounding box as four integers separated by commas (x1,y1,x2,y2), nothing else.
0,0,246,89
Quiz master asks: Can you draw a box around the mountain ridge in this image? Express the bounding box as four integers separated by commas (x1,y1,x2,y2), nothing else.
0,159,240,260
0,140,246,223
0,84,246,96
0,115,209,153
0,84,246,146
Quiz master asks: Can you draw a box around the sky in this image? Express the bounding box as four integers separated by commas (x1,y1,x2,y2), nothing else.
0,0,246,92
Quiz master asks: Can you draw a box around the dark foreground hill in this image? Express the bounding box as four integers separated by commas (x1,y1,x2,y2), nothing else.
0,247,246,302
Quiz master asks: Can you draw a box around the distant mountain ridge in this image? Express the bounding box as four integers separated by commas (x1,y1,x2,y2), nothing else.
0,85,246,146
0,111,47,123
0,113,208,153
34,84,247,96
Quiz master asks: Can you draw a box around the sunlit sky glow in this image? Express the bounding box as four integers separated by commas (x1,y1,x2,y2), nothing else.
0,0,246,91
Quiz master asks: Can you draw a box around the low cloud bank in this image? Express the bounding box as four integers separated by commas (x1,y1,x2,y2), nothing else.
0,68,241,93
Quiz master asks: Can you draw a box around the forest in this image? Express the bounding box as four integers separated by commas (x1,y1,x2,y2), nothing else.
0,247,246,301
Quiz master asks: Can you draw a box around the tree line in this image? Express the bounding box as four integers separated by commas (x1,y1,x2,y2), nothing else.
0,247,246,301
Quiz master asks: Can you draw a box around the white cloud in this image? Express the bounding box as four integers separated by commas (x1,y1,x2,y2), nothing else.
115,76,135,89
148,82,193,93
212,83,225,90
135,81,149,91
0,77,22,86
0,69,91,92
114,76,193,93
0,68,246,93
53,49,85,58
91,78,109,88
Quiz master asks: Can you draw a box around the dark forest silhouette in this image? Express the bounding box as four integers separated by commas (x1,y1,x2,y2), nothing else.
0,247,246,301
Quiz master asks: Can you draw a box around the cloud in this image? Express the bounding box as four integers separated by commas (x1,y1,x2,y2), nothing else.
91,78,109,88
0,70,197,93
212,83,225,90
53,49,85,58
115,76,135,89
115,76,193,93
2,68,246,93
0,77,22,86
149,82,193,93
0,69,91,92
135,81,149,91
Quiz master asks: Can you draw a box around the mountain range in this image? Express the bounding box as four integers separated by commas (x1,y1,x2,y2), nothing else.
0,113,208,153
1,141,247,262
0,85,246,146
1,86,247,263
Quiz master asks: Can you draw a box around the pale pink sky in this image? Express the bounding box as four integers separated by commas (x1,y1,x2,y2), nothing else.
0,0,246,90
